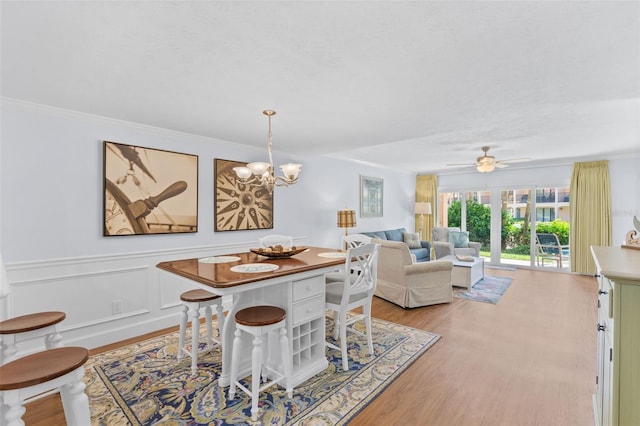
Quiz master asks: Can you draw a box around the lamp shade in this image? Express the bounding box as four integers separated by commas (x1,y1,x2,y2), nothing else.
280,163,302,180
246,162,271,176
233,166,252,180
414,202,432,215
337,209,356,228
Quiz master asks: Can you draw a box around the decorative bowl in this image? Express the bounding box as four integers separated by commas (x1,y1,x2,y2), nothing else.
250,246,307,258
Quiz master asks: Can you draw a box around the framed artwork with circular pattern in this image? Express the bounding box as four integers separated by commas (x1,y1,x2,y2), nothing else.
214,158,273,231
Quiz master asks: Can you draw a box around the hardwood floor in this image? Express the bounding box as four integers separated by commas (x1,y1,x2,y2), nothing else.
23,268,597,425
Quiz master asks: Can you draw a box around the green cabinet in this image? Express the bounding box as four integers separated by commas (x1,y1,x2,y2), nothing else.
591,246,640,426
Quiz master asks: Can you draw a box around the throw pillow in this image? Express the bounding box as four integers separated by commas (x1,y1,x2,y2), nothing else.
432,227,449,242
402,232,422,249
449,231,469,248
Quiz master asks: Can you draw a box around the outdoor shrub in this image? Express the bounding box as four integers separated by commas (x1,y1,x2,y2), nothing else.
447,201,569,248
536,220,569,244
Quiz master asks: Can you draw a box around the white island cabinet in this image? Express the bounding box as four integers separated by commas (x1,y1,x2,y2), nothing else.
591,246,640,426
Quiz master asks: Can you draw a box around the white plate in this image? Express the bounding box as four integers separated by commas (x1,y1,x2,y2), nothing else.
318,252,347,259
230,263,280,273
198,255,241,264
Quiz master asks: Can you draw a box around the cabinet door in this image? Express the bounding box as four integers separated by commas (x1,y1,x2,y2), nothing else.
595,318,605,426
618,284,640,425
602,331,613,426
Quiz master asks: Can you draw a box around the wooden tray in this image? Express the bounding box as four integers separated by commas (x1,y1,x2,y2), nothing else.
250,246,307,258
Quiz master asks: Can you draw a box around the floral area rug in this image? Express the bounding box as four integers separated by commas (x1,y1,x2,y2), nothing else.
454,275,514,304
85,317,439,425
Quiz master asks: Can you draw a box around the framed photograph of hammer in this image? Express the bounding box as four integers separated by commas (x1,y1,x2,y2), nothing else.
103,141,198,236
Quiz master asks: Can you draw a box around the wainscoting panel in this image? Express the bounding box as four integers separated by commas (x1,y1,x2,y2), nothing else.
158,270,196,311
3,241,289,354
11,266,150,326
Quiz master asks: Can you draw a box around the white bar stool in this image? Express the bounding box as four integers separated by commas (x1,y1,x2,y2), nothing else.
0,311,66,365
0,346,90,426
177,289,224,375
229,305,293,422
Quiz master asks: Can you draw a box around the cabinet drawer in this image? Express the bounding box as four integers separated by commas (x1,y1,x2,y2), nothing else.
293,276,325,301
292,295,324,325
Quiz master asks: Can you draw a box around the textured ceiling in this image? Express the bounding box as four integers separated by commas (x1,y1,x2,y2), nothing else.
2,1,639,173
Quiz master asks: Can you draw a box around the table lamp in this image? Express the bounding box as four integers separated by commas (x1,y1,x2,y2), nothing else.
337,208,356,250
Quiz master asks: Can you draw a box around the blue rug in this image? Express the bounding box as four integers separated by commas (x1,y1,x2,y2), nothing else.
454,275,514,304
85,317,439,425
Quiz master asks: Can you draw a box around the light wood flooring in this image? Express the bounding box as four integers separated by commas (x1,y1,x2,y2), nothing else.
23,268,597,425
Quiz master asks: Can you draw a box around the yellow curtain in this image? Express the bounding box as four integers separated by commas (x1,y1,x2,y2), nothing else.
569,160,612,274
415,175,437,241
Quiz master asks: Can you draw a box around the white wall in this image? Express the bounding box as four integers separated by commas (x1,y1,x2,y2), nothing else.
609,157,640,245
0,98,415,352
1,99,415,263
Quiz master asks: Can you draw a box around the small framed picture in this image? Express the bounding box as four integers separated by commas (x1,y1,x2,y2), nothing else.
360,175,383,217
103,141,198,236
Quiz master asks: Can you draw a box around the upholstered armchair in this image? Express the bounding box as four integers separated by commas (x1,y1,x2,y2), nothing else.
372,239,453,308
431,227,482,259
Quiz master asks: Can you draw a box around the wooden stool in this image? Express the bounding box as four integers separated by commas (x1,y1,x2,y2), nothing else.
229,305,292,422
0,311,66,365
0,346,90,426
177,289,224,375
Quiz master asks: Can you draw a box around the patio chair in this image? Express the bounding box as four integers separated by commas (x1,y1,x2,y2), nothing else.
535,233,569,268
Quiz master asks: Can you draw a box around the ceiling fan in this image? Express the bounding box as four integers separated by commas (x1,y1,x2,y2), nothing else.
446,146,532,173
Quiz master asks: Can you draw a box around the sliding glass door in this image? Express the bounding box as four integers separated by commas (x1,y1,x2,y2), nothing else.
438,191,491,260
534,186,571,270
500,189,533,267
437,186,570,270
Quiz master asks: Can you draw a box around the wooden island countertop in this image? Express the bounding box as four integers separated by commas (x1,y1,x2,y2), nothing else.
156,246,345,289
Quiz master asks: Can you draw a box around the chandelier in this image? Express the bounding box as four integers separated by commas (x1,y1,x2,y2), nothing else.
233,110,302,194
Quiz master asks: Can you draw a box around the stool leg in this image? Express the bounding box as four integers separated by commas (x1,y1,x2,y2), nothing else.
250,334,263,422
261,333,269,384
177,304,189,360
44,326,64,350
0,335,18,365
59,368,90,426
279,327,293,398
1,390,26,426
228,328,243,400
214,301,225,345
190,307,200,375
204,305,214,349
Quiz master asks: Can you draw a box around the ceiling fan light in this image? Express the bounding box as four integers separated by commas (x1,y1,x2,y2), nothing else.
477,163,495,173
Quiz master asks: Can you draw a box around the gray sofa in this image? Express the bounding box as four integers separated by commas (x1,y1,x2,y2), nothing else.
362,227,431,262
